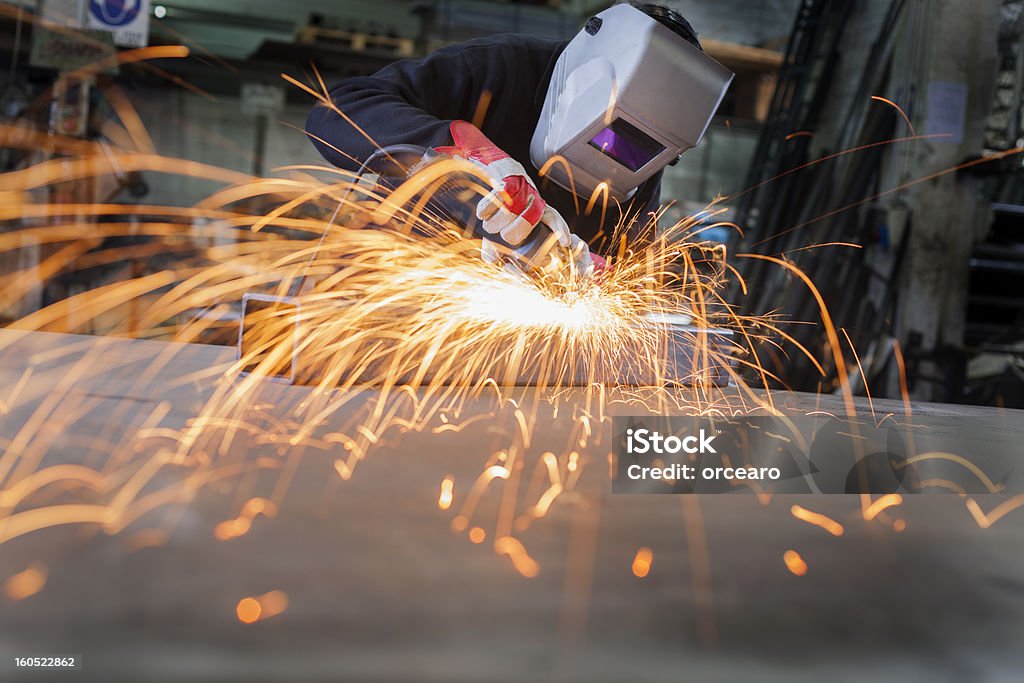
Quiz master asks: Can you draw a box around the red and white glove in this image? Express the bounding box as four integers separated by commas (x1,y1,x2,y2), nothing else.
439,120,593,275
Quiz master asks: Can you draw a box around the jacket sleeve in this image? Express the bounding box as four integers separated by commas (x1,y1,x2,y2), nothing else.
642,177,663,219
632,174,663,235
305,44,479,171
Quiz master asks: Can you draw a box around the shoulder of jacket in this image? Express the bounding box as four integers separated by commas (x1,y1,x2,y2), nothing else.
451,34,565,55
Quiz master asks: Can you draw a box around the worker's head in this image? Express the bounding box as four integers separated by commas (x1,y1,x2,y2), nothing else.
630,3,702,51
529,3,733,202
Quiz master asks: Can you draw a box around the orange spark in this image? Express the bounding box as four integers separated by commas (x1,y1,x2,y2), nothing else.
862,494,903,521
471,90,493,129
751,145,1024,246
124,529,169,552
438,475,454,511
494,536,539,578
236,597,261,624
790,504,844,536
904,454,1002,493
4,563,47,601
236,590,288,624
214,497,278,541
966,495,1024,529
870,95,916,134
0,60,866,582
631,547,653,578
333,459,353,481
783,550,807,576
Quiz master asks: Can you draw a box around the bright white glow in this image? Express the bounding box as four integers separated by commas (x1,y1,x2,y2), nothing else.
154,5,167,18
452,276,620,331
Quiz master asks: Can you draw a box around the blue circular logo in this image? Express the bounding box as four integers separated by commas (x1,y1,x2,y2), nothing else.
89,0,142,27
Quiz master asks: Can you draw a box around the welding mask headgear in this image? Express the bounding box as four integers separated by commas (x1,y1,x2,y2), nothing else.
530,3,734,202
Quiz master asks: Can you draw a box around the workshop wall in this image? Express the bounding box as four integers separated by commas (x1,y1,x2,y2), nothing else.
119,0,799,214
672,0,800,47
133,88,314,208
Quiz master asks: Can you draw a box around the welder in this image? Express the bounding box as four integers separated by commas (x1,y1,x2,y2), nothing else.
305,2,732,276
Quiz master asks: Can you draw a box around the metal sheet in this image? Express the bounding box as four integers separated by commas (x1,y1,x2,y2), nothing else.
0,330,1022,682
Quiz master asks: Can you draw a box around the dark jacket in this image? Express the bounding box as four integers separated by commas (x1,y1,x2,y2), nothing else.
305,33,661,252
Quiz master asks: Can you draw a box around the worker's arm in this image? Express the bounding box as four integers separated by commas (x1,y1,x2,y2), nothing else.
305,44,478,171
307,37,595,275
640,178,663,227
444,120,593,274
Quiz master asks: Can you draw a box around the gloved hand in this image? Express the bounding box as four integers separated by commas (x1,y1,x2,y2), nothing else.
439,120,593,275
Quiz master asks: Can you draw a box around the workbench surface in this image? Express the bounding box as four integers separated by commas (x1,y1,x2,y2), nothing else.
0,330,1022,682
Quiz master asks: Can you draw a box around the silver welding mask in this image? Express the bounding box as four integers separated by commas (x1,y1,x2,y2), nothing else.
530,4,734,202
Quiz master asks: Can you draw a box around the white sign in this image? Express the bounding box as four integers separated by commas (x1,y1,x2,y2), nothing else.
924,81,967,145
85,0,151,48
40,0,87,28
241,83,286,117
31,0,117,71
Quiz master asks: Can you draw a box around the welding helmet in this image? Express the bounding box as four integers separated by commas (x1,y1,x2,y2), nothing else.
530,3,734,202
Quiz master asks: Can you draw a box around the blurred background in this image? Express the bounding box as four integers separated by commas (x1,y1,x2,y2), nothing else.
3,5,1024,683
1,0,1022,406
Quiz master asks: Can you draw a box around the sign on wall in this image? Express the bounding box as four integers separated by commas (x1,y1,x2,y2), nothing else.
85,0,151,48
924,81,967,146
30,0,117,71
241,83,286,118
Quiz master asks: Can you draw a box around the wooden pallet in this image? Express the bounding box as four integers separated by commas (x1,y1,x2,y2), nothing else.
297,26,415,58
